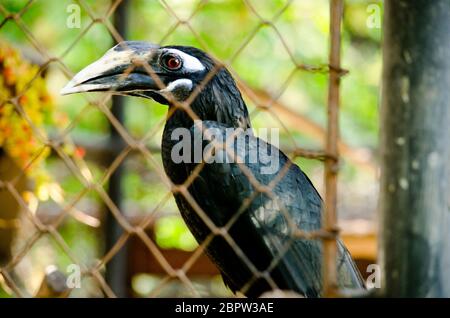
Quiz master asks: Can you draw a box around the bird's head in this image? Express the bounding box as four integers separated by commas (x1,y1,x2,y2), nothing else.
61,41,250,128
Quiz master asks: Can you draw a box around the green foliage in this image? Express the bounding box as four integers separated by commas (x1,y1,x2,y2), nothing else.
155,216,198,251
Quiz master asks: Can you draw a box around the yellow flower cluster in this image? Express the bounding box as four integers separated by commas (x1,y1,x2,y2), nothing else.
0,41,52,178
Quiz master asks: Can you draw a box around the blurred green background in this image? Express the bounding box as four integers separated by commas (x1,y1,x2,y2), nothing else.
0,0,382,297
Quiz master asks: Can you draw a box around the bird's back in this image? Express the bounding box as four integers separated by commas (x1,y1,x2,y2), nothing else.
166,121,365,297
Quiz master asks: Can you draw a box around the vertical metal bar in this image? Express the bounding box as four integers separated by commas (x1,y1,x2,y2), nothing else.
104,0,129,298
380,0,450,297
323,0,343,297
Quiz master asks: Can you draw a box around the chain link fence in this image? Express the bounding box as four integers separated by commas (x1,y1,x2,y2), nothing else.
0,0,373,298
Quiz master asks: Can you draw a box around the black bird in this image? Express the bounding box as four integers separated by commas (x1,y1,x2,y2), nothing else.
61,41,364,297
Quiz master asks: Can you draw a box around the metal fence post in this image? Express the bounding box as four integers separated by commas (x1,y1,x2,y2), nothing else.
380,0,450,297
323,0,344,297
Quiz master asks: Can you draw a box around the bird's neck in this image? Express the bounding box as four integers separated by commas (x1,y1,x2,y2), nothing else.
161,78,251,184
166,72,251,130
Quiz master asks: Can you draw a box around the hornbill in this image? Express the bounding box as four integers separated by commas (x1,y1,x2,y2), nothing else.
61,41,364,297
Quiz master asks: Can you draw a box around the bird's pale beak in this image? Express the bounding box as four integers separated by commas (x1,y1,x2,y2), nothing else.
60,41,161,95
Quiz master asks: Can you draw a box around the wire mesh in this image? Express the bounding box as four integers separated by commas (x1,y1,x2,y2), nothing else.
0,0,349,298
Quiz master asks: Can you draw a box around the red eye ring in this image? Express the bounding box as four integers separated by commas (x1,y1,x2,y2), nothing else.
162,54,182,70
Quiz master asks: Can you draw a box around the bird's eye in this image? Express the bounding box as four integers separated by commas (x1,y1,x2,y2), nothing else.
162,54,182,71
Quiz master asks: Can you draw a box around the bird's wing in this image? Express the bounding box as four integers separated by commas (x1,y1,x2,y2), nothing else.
185,121,364,296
